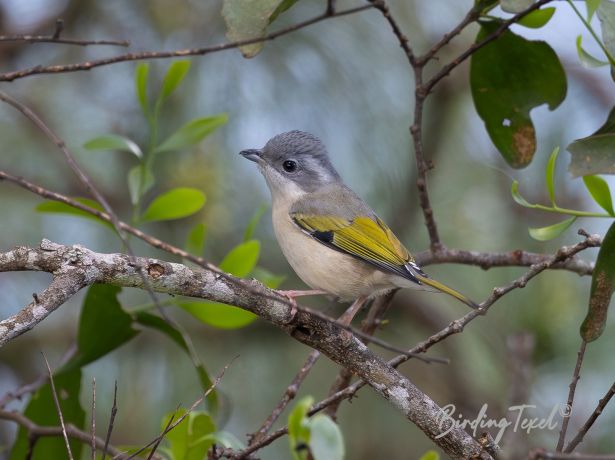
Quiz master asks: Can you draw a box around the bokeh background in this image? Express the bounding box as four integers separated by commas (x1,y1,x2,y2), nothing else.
1,0,615,458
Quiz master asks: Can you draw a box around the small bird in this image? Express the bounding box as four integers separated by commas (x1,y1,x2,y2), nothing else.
240,130,478,317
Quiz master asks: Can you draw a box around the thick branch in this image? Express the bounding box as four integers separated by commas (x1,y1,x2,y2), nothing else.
0,240,487,458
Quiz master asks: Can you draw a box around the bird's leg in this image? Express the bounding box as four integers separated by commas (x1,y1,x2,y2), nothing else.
276,289,329,322
337,295,368,327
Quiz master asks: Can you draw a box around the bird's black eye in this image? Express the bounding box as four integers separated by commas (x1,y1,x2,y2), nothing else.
282,160,297,173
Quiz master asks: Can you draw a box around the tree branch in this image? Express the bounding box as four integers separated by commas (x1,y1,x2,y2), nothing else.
0,4,374,82
0,240,488,458
0,35,129,47
564,379,615,453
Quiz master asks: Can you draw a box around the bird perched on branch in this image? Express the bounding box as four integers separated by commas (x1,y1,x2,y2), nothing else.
240,130,478,318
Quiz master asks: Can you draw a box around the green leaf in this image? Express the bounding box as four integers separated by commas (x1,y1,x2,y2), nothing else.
546,146,560,205
162,409,216,460
308,415,344,460
36,198,112,228
83,134,143,159
576,35,609,67
62,285,138,372
470,22,567,168
141,187,206,223
220,240,260,277
133,312,217,411
243,204,267,242
222,0,299,58
568,105,615,176
204,431,245,450
252,266,286,289
583,175,615,215
588,0,602,20
517,7,555,28
158,60,191,108
10,369,85,460
154,115,228,154
500,0,535,13
511,181,535,208
528,216,577,241
128,165,155,205
288,396,314,460
135,63,150,117
179,301,258,329
419,451,441,460
581,220,615,341
185,223,207,256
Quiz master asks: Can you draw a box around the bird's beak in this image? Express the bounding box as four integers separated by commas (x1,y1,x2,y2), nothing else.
239,149,263,163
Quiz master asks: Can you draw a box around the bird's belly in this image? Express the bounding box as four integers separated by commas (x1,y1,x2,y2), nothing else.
272,211,392,301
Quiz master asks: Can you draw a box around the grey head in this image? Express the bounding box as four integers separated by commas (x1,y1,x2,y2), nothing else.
240,130,341,197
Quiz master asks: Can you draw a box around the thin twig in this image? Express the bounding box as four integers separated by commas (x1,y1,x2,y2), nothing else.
249,350,320,445
529,449,615,460
0,343,77,408
0,34,129,47
556,340,588,451
0,410,131,459
103,381,118,460
42,352,74,460
91,378,97,460
0,4,375,82
565,380,615,453
146,413,176,460
423,0,555,94
124,359,235,460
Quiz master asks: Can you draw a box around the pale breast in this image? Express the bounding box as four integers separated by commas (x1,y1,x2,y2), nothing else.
271,202,394,301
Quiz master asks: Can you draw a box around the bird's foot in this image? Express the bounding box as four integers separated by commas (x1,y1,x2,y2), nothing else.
275,289,328,323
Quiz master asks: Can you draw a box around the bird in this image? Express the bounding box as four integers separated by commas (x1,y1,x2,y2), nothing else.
240,130,478,320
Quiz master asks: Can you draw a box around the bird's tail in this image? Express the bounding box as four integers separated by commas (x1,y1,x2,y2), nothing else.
414,274,479,310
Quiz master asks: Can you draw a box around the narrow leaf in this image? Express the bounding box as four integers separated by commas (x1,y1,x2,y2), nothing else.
546,146,560,205
158,60,191,106
135,63,150,117
243,204,267,242
84,134,142,159
220,240,260,277
36,198,112,228
128,165,155,205
583,175,615,215
154,115,228,154
588,0,602,20
141,187,206,222
185,223,207,256
528,216,577,241
576,35,609,68
511,181,535,208
178,301,257,329
252,266,286,289
517,7,556,28
581,220,615,341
